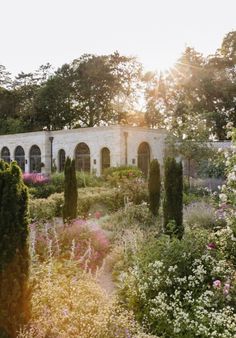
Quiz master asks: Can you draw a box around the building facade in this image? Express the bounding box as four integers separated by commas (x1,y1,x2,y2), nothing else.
0,125,167,176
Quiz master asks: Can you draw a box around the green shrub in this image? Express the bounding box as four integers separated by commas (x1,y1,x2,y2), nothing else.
104,166,143,187
148,159,161,216
76,171,103,187
163,157,183,239
29,193,64,221
63,158,78,222
28,172,103,199
184,201,221,230
0,161,31,337
102,204,157,235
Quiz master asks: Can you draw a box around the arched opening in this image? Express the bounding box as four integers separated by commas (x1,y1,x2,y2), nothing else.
30,145,41,173
58,149,66,172
137,142,150,177
14,146,25,172
1,147,10,163
75,143,90,172
101,147,110,173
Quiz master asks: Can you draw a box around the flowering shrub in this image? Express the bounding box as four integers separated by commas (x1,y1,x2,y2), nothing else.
216,125,236,265
184,201,221,230
23,173,50,186
118,231,236,337
18,259,147,338
30,219,110,272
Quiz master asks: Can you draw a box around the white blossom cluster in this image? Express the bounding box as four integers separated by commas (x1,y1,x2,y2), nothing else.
218,126,236,237
120,252,236,337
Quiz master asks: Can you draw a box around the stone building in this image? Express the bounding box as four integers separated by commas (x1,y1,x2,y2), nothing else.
0,125,167,176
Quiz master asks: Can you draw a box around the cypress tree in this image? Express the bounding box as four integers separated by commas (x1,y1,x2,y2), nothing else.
148,159,161,216
0,161,31,338
63,157,78,222
163,157,183,239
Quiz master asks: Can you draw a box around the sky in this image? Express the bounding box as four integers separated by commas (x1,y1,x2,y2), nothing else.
0,0,235,76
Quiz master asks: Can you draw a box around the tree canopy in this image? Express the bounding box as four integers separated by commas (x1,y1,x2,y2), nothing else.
0,31,235,138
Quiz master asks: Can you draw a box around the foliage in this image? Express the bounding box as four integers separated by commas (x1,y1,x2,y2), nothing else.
63,157,78,222
30,219,110,272
184,201,222,230
0,161,31,337
104,166,143,182
27,172,103,199
197,148,226,179
102,204,157,237
29,193,64,221
144,32,236,140
18,259,144,338
23,173,50,186
148,159,161,216
118,231,236,338
163,157,183,239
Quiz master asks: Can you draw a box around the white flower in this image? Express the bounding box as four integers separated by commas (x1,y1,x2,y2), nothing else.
219,193,227,202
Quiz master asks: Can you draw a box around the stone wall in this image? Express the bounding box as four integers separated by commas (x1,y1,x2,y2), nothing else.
0,125,167,176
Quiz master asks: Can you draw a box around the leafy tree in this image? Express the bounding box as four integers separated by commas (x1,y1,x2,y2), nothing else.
148,159,161,216
163,157,183,239
0,161,31,337
145,32,236,140
34,64,75,130
63,157,78,222
0,65,12,89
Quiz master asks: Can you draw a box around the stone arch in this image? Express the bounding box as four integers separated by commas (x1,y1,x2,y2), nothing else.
101,147,110,173
29,145,41,173
137,142,150,177
58,149,66,172
14,146,25,172
75,142,90,172
1,146,11,163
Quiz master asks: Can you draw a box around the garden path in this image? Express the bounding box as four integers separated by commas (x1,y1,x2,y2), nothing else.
87,218,116,296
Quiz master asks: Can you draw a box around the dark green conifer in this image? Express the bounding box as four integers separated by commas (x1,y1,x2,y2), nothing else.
0,161,31,338
163,157,183,239
148,159,161,216
63,157,78,222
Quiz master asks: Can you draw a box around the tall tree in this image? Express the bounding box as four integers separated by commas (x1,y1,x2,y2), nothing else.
148,159,161,216
34,64,75,130
63,157,78,222
163,157,183,239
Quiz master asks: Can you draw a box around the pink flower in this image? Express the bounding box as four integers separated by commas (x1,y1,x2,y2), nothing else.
213,280,222,289
223,283,230,295
207,242,217,250
94,211,101,219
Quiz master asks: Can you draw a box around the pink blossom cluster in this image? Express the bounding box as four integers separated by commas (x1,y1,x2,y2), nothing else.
23,173,51,186
213,279,230,295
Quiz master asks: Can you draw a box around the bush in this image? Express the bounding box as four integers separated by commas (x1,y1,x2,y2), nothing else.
26,172,103,199
118,230,236,337
29,193,64,221
148,159,161,216
0,161,31,337
63,157,78,222
76,171,103,188
18,259,144,338
30,219,110,271
102,204,157,236
184,201,219,230
163,157,183,239
104,166,143,186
